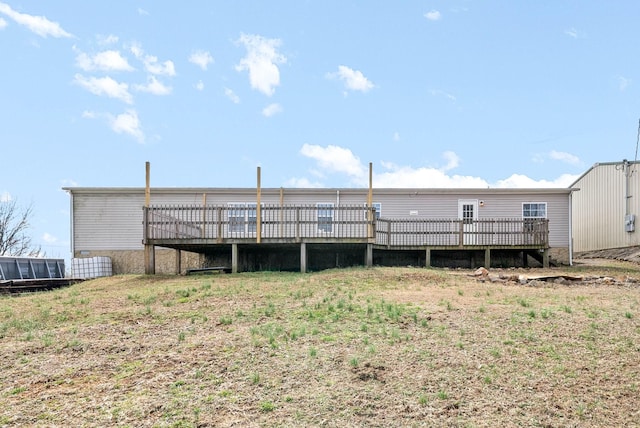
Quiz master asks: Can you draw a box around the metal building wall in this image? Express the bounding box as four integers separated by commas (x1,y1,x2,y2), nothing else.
571,161,640,252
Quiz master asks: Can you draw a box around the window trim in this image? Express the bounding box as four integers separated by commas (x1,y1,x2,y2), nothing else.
522,202,547,219
522,202,547,233
228,203,246,234
228,202,262,234
364,202,382,220
317,203,334,233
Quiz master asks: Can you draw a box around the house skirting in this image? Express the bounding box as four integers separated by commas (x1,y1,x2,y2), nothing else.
73,249,202,275
138,243,569,274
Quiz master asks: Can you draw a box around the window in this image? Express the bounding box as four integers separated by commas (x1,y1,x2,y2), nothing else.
461,203,475,225
523,202,547,218
228,203,262,234
522,202,547,232
364,202,381,220
228,203,246,233
247,203,257,234
317,203,334,233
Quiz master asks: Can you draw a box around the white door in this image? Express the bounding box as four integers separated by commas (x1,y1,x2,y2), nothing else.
458,199,479,245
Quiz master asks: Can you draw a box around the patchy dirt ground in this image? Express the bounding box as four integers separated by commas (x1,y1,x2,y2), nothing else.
1,264,640,427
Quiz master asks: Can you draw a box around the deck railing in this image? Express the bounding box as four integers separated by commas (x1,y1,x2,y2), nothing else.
375,218,549,247
143,205,549,247
144,204,376,241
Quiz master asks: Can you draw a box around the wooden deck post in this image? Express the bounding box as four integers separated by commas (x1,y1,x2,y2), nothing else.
216,207,222,243
201,193,207,238
279,187,284,237
425,248,431,267
175,249,182,275
295,208,301,242
143,162,156,275
232,244,238,274
367,162,373,239
365,244,373,268
300,243,307,273
144,245,155,275
256,167,261,244
484,248,491,269
542,249,550,268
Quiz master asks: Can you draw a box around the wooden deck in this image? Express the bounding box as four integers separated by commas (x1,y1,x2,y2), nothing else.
143,205,549,249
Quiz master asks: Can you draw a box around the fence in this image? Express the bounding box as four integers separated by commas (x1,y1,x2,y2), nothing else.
144,204,377,241
144,205,549,248
375,218,549,247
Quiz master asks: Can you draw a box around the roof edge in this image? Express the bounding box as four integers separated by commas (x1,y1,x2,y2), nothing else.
63,186,575,195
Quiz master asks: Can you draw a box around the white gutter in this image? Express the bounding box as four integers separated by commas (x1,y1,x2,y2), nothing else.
568,190,573,266
67,190,75,257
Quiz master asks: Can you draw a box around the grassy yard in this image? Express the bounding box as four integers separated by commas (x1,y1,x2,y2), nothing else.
1,264,640,427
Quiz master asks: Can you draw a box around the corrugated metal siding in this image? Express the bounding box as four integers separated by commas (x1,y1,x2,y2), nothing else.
572,163,640,252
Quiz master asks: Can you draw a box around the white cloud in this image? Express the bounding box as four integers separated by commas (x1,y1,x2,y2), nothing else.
375,164,488,188
74,49,134,72
129,42,176,76
189,50,214,70
133,75,172,95
0,2,72,38
430,89,456,102
235,33,286,96
1,191,12,202
284,177,324,188
326,65,374,93
130,42,143,58
296,144,578,188
424,10,442,21
109,109,144,143
549,150,581,166
393,132,400,142
225,87,240,103
42,233,58,244
564,27,585,39
618,76,631,91
97,34,118,45
564,28,578,38
144,56,175,76
493,173,579,188
0,17,6,29
441,151,460,171
73,74,133,104
61,178,79,187
300,144,367,180
195,80,204,91
262,103,282,117
82,109,144,142
138,8,149,16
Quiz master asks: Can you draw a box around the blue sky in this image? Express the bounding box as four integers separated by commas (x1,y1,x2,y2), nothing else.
1,1,639,258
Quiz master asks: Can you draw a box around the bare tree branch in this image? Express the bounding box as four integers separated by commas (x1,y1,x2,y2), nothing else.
0,199,41,257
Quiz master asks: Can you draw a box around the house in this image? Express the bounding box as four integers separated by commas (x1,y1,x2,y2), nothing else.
570,160,640,253
64,184,574,274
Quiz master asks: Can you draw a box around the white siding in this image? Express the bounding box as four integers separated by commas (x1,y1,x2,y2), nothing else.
69,187,572,252
74,192,146,251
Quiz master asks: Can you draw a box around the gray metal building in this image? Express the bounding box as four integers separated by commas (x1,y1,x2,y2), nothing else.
570,160,640,253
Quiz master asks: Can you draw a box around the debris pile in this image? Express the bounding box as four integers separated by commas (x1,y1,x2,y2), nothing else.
470,267,638,287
